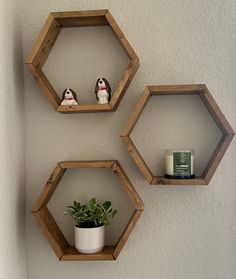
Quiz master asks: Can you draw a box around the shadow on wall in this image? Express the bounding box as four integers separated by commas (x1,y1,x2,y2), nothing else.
0,1,26,278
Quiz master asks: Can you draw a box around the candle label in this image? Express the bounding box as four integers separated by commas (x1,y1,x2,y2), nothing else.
173,152,191,176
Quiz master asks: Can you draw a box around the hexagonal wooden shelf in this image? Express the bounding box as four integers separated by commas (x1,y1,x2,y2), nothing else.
25,10,139,113
31,160,144,261
121,84,235,185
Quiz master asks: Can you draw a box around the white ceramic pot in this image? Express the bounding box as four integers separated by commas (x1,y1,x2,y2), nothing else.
75,225,105,254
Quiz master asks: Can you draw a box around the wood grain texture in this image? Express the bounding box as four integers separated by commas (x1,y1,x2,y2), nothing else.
26,14,61,67
57,103,113,113
122,137,153,184
59,160,116,169
200,86,235,135
202,134,234,184
25,9,139,114
52,10,108,19
32,164,65,212
26,65,60,110
120,87,150,136
105,10,138,60
51,10,108,27
61,246,115,261
151,176,207,186
121,84,234,185
113,210,142,259
110,61,139,111
112,162,144,210
147,84,205,95
32,207,69,259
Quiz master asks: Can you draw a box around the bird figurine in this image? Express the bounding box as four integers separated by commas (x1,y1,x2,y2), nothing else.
61,88,79,105
94,78,111,104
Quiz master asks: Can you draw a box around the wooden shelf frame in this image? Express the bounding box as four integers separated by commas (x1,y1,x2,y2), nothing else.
32,160,144,261
25,10,139,113
121,84,235,185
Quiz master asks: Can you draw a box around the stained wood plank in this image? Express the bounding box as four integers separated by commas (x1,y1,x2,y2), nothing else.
26,14,61,67
151,176,206,185
52,10,108,17
32,207,69,259
61,246,115,261
200,86,235,135
120,87,150,136
54,19,107,27
57,103,113,113
110,60,139,110
51,10,108,27
113,210,142,259
112,162,144,210
148,84,205,95
202,134,234,184
26,65,60,110
105,10,138,60
59,160,116,169
122,137,153,184
32,164,65,212
52,10,107,27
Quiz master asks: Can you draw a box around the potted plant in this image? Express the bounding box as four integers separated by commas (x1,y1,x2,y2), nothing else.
64,197,117,254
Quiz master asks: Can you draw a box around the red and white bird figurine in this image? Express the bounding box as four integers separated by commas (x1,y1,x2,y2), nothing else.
94,78,111,104
61,88,79,105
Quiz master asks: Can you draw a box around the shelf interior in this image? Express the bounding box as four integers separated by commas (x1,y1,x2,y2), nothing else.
121,85,235,185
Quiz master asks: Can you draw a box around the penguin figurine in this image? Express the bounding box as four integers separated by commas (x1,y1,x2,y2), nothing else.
94,78,111,104
61,88,79,105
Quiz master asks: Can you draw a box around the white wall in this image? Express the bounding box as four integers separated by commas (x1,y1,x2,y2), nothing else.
23,1,236,279
0,1,26,278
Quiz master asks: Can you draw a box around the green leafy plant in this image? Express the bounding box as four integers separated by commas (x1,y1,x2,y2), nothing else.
64,197,117,228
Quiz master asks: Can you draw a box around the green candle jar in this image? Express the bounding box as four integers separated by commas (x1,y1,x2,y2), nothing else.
165,149,195,179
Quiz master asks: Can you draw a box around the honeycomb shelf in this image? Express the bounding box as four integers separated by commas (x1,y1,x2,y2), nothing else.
121,84,235,186
31,160,144,261
25,9,139,113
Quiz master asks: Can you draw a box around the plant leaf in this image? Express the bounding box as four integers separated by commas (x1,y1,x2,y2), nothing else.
89,197,98,211
112,209,117,217
64,199,117,227
102,201,112,213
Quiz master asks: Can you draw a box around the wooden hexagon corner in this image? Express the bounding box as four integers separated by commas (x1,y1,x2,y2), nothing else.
121,84,235,186
25,10,139,113
31,160,144,261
